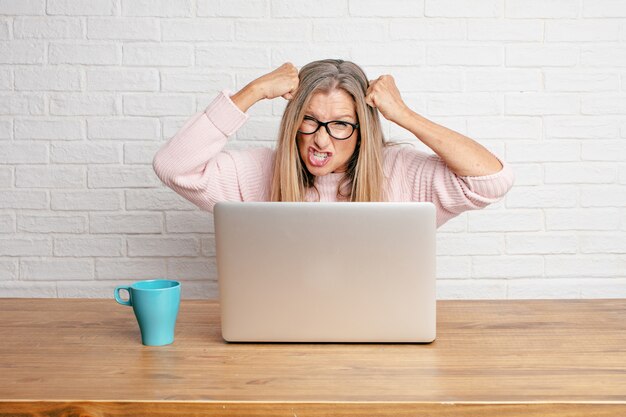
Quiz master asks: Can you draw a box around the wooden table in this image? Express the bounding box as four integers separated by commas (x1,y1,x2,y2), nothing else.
0,298,625,416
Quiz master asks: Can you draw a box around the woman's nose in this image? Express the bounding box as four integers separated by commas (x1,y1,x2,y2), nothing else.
313,127,332,149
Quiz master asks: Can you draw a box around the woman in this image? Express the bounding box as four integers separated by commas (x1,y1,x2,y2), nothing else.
153,59,514,227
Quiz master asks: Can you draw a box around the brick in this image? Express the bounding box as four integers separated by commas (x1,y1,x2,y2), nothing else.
122,0,193,17
0,213,15,233
546,71,618,92
95,258,167,280
352,43,425,66
390,69,463,93
54,236,123,257
437,256,471,279
47,0,114,15
506,185,578,208
437,214,467,233
51,142,120,164
0,238,51,256
87,68,159,92
427,93,500,116
507,279,580,299
161,71,233,93
124,142,161,164
546,208,621,231
467,117,541,139
0,191,48,209
198,0,267,17
506,233,578,255
468,209,543,232
437,234,503,256
473,255,544,278
181,280,218,299
581,46,626,67
506,45,578,67
466,69,541,92
200,236,216,256
196,46,268,68
582,95,626,115
545,20,619,42
57,281,125,298
437,279,507,300
162,19,232,41
313,19,387,42
0,258,17,280
580,234,626,254
390,19,464,41
0,143,47,163
166,211,214,233
90,213,162,234
87,17,160,41
579,279,626,298
125,189,197,211
18,214,86,233
168,258,216,280
0,0,45,15
428,45,502,66
88,118,160,140
0,118,10,139
582,140,626,161
123,94,195,117
581,185,626,207
583,0,626,17
21,258,93,280
88,166,161,188
51,190,122,211
14,17,82,39
468,19,542,41
15,67,81,91
0,282,57,297
0,94,45,115
271,47,349,70
236,117,282,141
49,42,119,65
237,19,310,42
50,93,117,116
0,167,10,187
0,20,7,40
127,236,199,257
0,68,11,90
545,162,617,184
15,118,83,140
545,117,619,139
0,41,44,64
16,165,85,188
426,0,501,17
350,0,423,17
123,43,193,67
505,93,579,116
506,0,579,18
545,255,626,277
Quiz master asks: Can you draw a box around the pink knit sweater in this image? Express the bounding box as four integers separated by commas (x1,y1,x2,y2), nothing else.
153,90,515,228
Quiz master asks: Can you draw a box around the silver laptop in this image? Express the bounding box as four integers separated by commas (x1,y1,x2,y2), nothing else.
214,202,436,343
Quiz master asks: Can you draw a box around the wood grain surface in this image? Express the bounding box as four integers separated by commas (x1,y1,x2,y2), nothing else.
0,298,625,417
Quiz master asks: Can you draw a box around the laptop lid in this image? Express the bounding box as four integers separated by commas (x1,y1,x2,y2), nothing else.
214,202,436,343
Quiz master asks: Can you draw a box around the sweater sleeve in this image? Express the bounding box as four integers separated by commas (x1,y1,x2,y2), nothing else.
403,147,515,227
152,90,271,212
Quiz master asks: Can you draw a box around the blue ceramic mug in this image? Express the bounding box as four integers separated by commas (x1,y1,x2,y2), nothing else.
114,279,181,346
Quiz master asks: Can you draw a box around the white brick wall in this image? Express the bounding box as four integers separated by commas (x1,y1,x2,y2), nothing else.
0,0,625,300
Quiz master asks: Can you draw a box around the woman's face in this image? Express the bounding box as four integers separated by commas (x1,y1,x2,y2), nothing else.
296,89,359,176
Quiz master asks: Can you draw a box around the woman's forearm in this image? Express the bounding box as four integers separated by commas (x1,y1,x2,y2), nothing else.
397,108,503,177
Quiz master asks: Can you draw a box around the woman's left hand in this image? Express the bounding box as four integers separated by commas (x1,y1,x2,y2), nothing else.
365,75,410,125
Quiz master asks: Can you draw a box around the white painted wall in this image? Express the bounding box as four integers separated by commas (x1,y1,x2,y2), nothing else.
1,0,625,299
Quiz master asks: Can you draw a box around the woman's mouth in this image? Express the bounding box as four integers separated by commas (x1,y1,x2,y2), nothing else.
308,148,332,168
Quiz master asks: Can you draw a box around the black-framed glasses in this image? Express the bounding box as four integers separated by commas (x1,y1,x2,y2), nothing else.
297,116,359,140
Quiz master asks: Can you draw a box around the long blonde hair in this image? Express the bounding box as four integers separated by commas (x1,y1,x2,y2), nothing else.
270,59,388,202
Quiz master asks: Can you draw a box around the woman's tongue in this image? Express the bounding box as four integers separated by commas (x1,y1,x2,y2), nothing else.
309,149,331,167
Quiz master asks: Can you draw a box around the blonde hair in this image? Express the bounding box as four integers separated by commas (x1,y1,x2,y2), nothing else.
270,59,388,202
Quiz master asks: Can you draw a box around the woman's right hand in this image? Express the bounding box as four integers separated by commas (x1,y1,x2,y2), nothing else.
252,62,300,100
231,63,299,113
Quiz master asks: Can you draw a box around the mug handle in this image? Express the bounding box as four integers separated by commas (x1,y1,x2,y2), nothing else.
114,286,132,306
